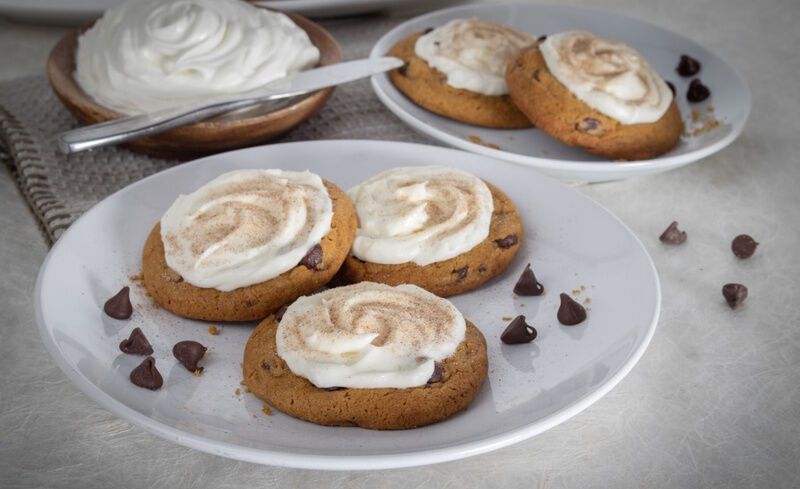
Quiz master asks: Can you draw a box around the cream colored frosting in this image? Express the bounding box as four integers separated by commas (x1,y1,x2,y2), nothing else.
414,18,535,96
160,169,332,292
75,0,320,114
347,166,494,266
276,282,466,389
540,31,672,124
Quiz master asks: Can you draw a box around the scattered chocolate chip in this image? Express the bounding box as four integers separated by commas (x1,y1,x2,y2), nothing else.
557,293,587,326
423,27,434,34
244,299,255,308
104,286,133,319
687,79,711,103
495,234,519,249
731,234,759,259
322,386,345,391
274,304,288,321
537,34,547,42
722,283,748,309
532,69,541,81
454,266,469,281
427,362,444,384
576,118,605,136
478,264,487,273
119,327,153,355
659,221,687,244
173,341,207,373
397,63,408,76
130,357,163,390
260,360,271,371
300,244,323,269
501,315,538,344
513,263,544,296
666,80,676,96
676,55,701,77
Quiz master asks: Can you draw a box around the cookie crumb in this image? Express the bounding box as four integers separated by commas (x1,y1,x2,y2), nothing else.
583,297,591,304
501,316,513,321
129,273,143,282
572,288,581,295
261,404,273,416
467,134,500,149
235,388,241,396
208,325,220,336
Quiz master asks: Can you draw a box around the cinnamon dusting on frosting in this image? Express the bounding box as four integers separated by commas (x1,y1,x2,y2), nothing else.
276,282,466,389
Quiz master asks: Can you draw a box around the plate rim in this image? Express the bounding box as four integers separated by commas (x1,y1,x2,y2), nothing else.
369,1,752,179
34,140,661,470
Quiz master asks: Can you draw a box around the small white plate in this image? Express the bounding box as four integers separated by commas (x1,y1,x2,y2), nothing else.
36,141,660,470
370,3,751,182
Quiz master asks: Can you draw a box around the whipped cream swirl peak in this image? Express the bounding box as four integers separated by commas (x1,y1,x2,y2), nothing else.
348,166,494,266
160,169,332,292
76,0,320,114
540,31,672,124
276,282,466,389
415,18,535,96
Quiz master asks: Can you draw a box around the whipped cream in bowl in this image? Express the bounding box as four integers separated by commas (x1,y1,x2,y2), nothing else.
75,0,320,115
276,282,467,389
160,169,333,292
415,18,535,96
540,31,673,124
347,166,494,266
47,0,341,156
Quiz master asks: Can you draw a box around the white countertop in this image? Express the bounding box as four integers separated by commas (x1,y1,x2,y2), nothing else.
1,0,799,487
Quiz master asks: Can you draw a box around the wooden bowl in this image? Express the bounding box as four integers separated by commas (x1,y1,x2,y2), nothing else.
46,11,342,159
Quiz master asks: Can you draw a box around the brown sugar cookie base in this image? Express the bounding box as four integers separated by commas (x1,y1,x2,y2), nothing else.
505,43,684,160
336,181,523,297
243,316,488,430
388,32,532,129
141,181,357,322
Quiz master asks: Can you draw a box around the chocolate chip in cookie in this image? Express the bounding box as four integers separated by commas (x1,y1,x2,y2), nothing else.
495,234,519,249
300,244,323,270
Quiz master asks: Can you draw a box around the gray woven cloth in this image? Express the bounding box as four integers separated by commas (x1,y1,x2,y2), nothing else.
0,15,432,243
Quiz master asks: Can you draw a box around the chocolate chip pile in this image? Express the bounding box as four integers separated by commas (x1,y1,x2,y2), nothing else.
502,262,588,345
104,289,208,390
673,54,711,103
658,221,758,309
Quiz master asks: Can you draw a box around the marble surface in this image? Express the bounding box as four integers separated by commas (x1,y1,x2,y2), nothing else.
1,0,799,487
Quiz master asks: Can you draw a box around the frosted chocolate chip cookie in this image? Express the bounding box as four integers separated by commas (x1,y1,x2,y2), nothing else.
242,282,488,429
335,166,524,297
388,18,535,128
506,31,684,160
142,169,357,321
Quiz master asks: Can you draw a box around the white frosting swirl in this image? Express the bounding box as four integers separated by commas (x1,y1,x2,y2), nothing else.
414,18,535,96
75,0,320,114
276,282,466,389
160,169,332,292
540,31,672,124
347,166,493,266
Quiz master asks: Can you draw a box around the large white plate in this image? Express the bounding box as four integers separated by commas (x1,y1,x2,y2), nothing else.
370,3,751,182
35,141,660,470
